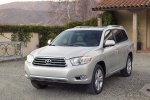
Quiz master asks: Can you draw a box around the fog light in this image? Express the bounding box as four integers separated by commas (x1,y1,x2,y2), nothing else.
80,75,87,80
25,71,29,78
25,74,28,77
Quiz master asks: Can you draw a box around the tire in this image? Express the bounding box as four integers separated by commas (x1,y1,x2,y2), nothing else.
120,55,132,77
86,64,104,94
31,80,48,89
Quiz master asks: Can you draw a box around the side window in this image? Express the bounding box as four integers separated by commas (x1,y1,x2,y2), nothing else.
121,30,128,41
113,30,124,43
104,30,114,42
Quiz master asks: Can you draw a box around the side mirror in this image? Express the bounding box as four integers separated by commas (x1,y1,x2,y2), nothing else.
47,40,52,45
104,40,115,47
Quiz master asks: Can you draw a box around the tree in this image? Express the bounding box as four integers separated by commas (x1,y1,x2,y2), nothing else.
48,0,98,24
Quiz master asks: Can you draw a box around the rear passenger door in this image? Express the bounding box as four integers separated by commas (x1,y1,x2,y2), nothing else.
112,29,128,69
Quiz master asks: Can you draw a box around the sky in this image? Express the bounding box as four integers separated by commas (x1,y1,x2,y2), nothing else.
0,0,62,5
0,0,98,5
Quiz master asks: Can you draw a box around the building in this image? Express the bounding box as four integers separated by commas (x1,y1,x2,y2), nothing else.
92,0,150,52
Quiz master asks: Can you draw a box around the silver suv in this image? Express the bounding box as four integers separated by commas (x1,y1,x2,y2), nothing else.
25,25,133,94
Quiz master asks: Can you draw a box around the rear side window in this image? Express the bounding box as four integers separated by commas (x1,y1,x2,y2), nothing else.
112,29,128,43
121,30,128,41
113,30,124,43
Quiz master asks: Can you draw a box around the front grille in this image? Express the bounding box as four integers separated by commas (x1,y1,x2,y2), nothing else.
32,57,66,67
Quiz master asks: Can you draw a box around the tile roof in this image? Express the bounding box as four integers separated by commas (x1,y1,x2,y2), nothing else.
92,0,150,11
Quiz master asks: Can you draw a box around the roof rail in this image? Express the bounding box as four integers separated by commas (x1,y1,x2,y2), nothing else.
74,26,95,28
107,25,123,28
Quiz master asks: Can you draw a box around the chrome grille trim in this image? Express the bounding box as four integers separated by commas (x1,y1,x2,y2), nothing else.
32,57,66,67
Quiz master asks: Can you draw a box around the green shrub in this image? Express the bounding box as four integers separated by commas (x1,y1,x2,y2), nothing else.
0,11,118,47
0,25,66,47
65,21,83,28
102,11,118,26
83,18,98,26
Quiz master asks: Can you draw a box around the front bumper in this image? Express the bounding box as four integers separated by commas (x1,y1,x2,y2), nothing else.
24,60,94,84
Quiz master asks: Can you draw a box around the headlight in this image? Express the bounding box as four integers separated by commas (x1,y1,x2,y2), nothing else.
70,56,92,66
27,54,34,63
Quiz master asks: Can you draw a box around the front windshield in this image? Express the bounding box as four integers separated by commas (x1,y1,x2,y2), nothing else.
51,30,102,47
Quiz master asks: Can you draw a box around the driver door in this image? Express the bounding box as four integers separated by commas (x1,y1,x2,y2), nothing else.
103,30,119,74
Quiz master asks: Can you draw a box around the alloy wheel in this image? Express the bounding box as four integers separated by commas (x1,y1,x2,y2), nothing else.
127,58,132,74
95,69,103,91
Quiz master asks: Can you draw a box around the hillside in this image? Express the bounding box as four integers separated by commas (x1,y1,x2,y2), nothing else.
0,1,96,26
0,1,53,11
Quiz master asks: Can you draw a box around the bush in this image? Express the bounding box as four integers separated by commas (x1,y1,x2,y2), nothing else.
0,11,118,47
65,21,83,28
0,25,66,47
83,18,98,26
102,11,118,26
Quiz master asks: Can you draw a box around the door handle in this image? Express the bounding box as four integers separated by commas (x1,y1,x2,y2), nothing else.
117,49,119,54
126,44,128,47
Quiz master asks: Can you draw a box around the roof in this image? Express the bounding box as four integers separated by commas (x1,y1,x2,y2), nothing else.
66,25,124,31
66,27,104,31
92,0,150,11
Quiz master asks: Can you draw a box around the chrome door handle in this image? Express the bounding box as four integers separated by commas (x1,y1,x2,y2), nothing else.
117,49,119,54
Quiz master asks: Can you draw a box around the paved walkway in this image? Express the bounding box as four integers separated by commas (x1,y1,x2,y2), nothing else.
0,54,150,100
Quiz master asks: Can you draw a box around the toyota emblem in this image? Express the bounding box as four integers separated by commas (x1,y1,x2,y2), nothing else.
45,59,52,64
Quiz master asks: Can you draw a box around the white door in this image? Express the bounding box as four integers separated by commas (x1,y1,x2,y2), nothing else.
103,30,119,73
112,29,128,69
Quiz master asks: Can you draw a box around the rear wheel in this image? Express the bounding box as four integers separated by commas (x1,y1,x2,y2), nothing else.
31,80,48,89
86,64,104,94
120,55,132,77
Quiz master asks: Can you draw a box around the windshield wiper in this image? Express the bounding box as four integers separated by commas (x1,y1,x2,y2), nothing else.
68,44,74,46
68,44,82,47
49,44,55,46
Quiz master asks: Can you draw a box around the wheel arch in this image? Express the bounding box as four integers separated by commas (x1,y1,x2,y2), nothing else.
128,52,133,61
97,61,106,77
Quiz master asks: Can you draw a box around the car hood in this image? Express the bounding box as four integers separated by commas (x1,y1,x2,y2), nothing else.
31,46,97,59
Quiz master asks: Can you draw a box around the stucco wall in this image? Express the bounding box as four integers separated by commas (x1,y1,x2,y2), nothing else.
24,33,39,56
138,9,147,50
0,33,39,57
0,33,12,42
147,10,150,49
115,9,149,50
115,10,133,39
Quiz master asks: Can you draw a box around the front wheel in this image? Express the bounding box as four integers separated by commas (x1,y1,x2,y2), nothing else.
86,64,104,94
31,80,48,89
120,55,132,77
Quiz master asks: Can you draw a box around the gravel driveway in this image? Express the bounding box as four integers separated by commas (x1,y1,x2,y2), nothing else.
0,54,150,100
